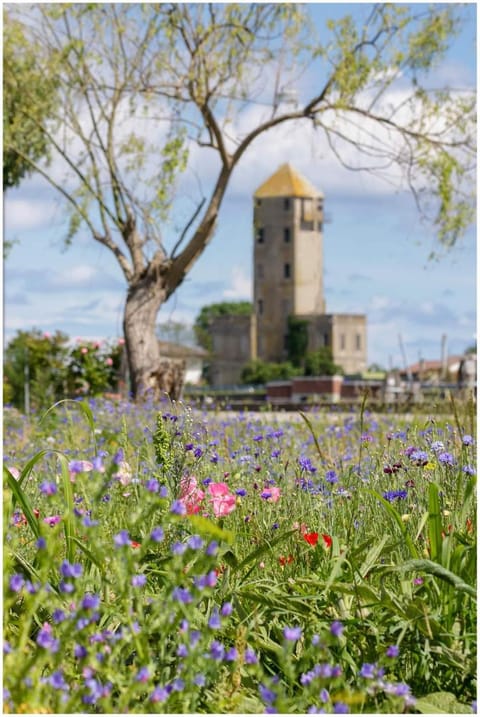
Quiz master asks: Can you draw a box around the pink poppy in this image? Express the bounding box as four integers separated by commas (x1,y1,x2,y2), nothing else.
263,486,281,503
208,482,236,518
179,476,205,515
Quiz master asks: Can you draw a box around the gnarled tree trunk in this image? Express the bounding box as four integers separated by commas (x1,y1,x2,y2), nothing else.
123,270,185,401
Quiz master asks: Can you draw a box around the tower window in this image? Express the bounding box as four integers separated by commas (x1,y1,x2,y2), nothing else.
258,299,264,315
284,263,291,279
256,227,264,243
317,221,323,232
324,333,329,347
284,227,290,243
283,198,290,210
356,334,362,351
340,334,346,351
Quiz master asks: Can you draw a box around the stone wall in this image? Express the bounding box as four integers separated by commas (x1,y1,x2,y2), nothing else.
209,314,256,387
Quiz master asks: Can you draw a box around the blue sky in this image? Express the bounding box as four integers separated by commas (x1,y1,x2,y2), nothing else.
3,3,476,370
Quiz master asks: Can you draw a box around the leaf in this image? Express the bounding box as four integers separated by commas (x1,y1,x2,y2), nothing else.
415,691,472,714
366,489,419,559
4,465,40,539
428,482,443,563
39,399,96,451
236,529,297,571
383,558,476,598
186,514,235,544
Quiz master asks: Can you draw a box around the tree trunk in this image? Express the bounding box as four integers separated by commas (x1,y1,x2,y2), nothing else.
123,273,185,401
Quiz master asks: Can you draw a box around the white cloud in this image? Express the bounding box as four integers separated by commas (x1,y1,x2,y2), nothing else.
222,265,252,300
3,198,59,232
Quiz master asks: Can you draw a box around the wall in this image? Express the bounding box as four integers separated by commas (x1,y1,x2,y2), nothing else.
209,314,256,387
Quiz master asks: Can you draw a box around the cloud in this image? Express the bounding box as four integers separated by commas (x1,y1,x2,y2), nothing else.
222,265,252,300
4,198,60,232
7,264,124,293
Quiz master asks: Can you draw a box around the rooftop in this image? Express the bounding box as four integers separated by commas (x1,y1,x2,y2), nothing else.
254,163,323,199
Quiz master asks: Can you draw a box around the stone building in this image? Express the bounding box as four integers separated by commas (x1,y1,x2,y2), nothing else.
209,163,367,386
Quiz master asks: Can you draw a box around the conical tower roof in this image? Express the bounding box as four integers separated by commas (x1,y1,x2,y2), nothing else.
254,163,323,198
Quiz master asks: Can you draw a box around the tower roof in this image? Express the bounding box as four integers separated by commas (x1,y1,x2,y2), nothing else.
254,163,323,198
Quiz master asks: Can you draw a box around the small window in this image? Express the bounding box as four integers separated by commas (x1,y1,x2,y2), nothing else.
284,227,290,243
356,334,362,351
324,333,329,347
340,334,346,351
256,198,262,207
284,263,291,279
317,199,323,211
256,227,264,243
258,299,264,315
317,221,323,232
283,198,290,210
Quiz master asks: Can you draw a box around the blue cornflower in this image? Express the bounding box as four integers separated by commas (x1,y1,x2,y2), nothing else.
206,540,219,556
136,667,150,683
193,674,206,687
463,465,476,475
49,670,69,691
150,685,169,703
171,678,185,692
463,435,474,446
225,647,238,662
35,537,47,550
150,526,164,542
112,448,124,464
113,530,130,547
172,541,187,555
83,516,99,527
74,644,88,659
359,663,376,679
177,644,188,658
430,441,445,452
52,609,67,624
235,488,247,496
283,626,302,641
438,452,455,466
333,703,350,713
244,647,258,664
325,470,338,484
410,450,428,465
194,447,203,458
298,457,317,473
383,489,407,502
59,580,75,594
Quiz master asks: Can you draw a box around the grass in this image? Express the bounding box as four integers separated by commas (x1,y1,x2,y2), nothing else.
3,394,477,713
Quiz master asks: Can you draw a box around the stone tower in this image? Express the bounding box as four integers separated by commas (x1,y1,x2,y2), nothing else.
253,163,325,361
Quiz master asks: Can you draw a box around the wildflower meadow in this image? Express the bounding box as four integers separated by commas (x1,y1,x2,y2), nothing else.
3,395,476,713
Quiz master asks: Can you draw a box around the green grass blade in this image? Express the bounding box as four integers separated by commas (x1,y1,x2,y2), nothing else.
39,398,97,452
385,558,476,598
57,453,76,563
366,489,419,559
428,482,443,564
4,465,40,539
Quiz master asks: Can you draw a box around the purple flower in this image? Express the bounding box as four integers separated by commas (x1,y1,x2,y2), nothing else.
43,515,61,527
170,500,187,516
386,644,400,658
114,529,130,547
333,703,350,714
259,684,277,705
145,479,159,493
150,526,164,542
39,481,57,496
150,685,169,704
172,541,187,555
359,663,376,679
171,678,185,692
9,574,24,592
320,688,330,703
206,540,219,556
187,534,204,550
409,450,428,465
462,435,474,446
52,609,66,624
177,644,188,657
208,609,221,630
49,670,69,691
209,640,225,660
235,488,247,496
131,574,147,588
35,537,47,550
225,646,238,662
59,580,75,594
330,620,344,638
74,644,88,659
438,452,455,466
298,457,317,473
136,667,150,683
194,447,203,458
37,623,59,652
283,626,302,641
193,674,206,687
220,602,233,617
244,647,258,664
172,587,192,604
325,470,338,484
81,594,100,610
113,448,124,465
383,489,407,502
60,560,83,579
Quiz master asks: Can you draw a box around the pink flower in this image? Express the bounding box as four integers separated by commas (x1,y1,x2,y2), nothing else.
80,347,88,355
105,357,113,366
208,482,236,518
263,486,281,503
179,476,205,515
43,515,61,527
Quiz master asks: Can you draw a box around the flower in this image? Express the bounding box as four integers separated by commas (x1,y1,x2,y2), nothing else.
131,574,147,588
303,531,319,547
283,626,302,641
322,534,332,549
208,482,236,517
438,451,455,466
179,476,205,514
279,555,294,566
150,526,164,542
260,486,281,502
330,620,344,638
386,644,400,658
43,515,61,527
113,530,130,547
37,623,60,653
39,481,57,496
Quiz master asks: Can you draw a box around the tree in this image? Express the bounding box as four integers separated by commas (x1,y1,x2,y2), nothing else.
241,359,300,386
286,316,309,368
194,301,252,353
3,10,58,190
4,4,475,399
304,348,343,377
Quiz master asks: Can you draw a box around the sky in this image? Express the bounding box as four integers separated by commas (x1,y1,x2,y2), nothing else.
3,2,477,371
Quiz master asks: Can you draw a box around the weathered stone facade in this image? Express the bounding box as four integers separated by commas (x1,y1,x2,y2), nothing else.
208,163,368,386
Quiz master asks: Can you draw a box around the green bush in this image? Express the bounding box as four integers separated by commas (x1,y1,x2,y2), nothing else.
304,347,343,376
240,359,301,385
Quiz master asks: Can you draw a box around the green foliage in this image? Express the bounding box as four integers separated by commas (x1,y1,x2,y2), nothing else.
3,10,59,189
4,330,123,411
304,347,343,376
286,316,309,368
240,359,300,385
194,301,252,352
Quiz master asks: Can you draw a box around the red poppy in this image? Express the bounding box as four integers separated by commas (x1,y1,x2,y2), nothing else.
130,540,141,548
279,555,294,566
303,532,319,547
322,534,332,549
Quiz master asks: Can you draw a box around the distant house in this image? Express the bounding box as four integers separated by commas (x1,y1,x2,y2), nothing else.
400,356,465,383
158,341,209,385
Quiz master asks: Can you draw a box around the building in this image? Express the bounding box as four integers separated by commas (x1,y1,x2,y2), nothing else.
209,163,367,386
